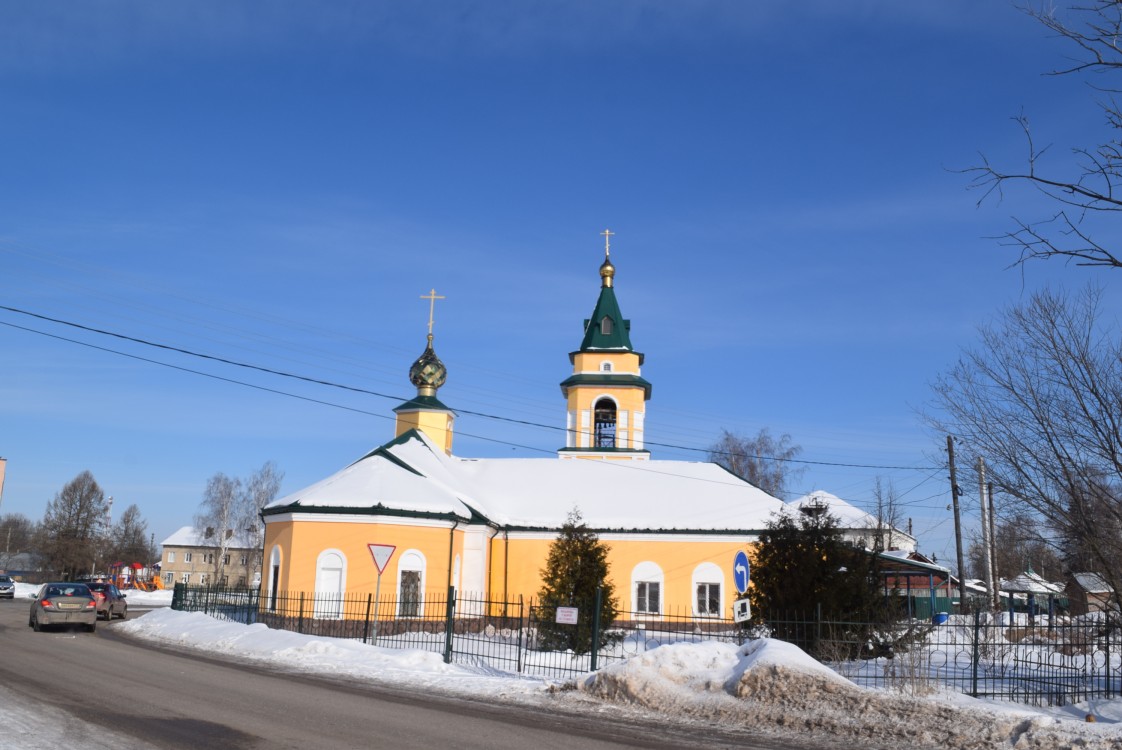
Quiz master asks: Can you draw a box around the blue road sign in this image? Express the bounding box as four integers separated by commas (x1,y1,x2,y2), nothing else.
733,550,750,595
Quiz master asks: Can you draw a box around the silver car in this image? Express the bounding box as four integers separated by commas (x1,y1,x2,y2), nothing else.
0,574,14,599
28,582,98,632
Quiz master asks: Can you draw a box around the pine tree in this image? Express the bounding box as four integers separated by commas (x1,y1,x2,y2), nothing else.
535,509,619,654
750,509,886,653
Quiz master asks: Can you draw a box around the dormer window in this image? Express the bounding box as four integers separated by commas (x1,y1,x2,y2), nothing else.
600,316,613,335
601,362,613,372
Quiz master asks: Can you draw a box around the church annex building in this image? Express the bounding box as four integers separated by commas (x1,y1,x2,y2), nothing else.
261,237,788,619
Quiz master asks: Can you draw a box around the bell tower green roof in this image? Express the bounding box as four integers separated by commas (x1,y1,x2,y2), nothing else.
574,237,640,355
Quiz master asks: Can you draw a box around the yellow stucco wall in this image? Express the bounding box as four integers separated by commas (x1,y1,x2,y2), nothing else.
394,410,454,454
265,519,462,594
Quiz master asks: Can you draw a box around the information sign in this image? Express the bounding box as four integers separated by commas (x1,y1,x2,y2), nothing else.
555,606,579,625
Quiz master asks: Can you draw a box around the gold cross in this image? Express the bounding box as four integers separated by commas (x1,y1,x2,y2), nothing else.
601,228,614,257
420,288,445,335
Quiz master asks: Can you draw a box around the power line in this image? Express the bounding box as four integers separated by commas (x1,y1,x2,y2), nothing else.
0,303,943,472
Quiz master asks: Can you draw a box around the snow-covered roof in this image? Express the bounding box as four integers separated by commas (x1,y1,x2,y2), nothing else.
1071,572,1113,594
265,430,787,531
161,525,256,549
787,490,916,541
1001,571,1064,595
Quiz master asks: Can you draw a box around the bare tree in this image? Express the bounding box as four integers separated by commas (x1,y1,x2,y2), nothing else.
239,461,283,584
195,461,283,586
108,504,156,567
871,477,903,553
194,472,242,586
35,471,110,580
929,285,1122,602
708,428,805,499
966,510,1064,582
967,2,1122,269
0,513,34,569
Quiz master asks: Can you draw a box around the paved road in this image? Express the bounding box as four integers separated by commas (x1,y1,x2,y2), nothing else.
0,598,819,749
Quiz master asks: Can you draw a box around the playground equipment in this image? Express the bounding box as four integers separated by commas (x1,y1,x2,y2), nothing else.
108,561,164,591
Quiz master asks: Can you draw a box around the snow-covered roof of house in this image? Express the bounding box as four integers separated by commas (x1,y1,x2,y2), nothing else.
1070,572,1113,594
161,525,256,549
1001,570,1064,595
264,430,787,531
787,490,916,542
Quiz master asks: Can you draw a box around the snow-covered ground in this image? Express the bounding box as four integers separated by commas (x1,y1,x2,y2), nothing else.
12,581,1122,748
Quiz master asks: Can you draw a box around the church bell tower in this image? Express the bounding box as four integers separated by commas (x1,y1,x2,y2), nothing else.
558,231,651,460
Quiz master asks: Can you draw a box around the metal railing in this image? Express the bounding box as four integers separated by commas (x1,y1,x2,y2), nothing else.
171,585,1121,704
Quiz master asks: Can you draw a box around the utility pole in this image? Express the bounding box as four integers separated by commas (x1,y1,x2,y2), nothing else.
988,482,999,608
948,436,967,609
978,457,995,610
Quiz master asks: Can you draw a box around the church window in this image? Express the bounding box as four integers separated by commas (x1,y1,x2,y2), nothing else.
692,562,724,617
696,583,720,616
314,550,346,620
632,561,664,615
593,398,617,448
600,361,612,372
398,549,426,617
600,316,613,335
268,546,282,612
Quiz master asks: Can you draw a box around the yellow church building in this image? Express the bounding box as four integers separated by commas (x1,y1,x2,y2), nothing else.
260,236,786,619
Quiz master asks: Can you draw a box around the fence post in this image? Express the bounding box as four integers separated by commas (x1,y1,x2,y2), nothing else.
362,593,373,645
443,586,456,664
1107,628,1113,699
971,606,980,698
171,582,185,610
298,591,306,634
517,596,525,674
590,586,602,672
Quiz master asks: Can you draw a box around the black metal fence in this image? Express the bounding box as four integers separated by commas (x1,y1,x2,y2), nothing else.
757,608,1122,707
171,585,1122,705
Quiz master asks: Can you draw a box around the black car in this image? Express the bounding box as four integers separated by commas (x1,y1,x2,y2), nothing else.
85,581,128,620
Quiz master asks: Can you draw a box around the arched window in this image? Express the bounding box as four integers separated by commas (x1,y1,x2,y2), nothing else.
314,549,346,619
600,316,613,335
631,561,664,616
600,361,613,372
593,398,617,448
692,562,724,617
398,549,426,617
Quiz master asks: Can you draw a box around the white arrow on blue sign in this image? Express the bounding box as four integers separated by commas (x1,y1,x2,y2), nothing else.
733,550,750,595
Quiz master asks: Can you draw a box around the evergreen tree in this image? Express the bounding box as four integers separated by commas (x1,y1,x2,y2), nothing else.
535,509,619,654
750,509,886,645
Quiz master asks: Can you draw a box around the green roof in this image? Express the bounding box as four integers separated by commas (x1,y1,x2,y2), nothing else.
559,372,652,399
392,394,454,414
578,285,633,351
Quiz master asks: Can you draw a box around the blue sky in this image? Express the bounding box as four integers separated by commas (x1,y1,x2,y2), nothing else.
2,1,1120,572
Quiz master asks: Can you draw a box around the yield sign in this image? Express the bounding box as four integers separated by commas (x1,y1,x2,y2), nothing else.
368,544,396,574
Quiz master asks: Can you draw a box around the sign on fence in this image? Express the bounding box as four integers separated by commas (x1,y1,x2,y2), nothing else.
555,606,579,624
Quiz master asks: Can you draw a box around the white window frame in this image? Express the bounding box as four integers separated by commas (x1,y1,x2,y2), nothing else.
314,549,347,620
692,562,724,618
166,551,176,563
397,549,427,618
631,561,664,616
184,552,192,563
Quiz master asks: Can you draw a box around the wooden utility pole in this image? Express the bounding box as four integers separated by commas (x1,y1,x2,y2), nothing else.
948,436,967,608
978,457,995,609
988,482,999,608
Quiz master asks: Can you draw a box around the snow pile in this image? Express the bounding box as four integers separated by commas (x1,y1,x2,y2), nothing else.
117,609,548,699
114,610,1122,749
581,639,1121,750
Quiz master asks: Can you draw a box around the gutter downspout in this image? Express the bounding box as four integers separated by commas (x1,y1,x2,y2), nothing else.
447,519,460,593
503,529,510,604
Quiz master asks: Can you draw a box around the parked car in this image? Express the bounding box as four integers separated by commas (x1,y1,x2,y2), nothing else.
0,574,14,599
28,582,97,632
85,581,128,620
